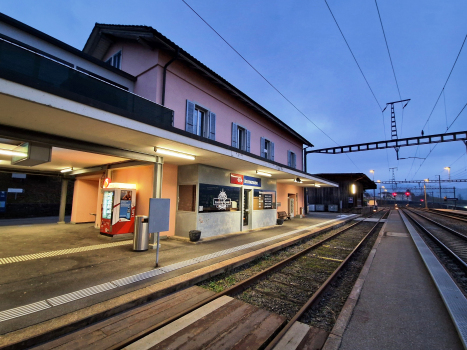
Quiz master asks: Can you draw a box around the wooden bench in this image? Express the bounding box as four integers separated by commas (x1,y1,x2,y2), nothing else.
277,211,290,220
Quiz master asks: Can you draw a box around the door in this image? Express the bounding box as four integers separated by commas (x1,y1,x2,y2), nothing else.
243,189,251,227
288,197,295,218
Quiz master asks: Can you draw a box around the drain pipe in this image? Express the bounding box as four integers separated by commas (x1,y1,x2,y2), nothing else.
161,47,179,106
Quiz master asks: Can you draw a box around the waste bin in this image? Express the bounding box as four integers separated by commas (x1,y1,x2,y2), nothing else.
133,215,149,251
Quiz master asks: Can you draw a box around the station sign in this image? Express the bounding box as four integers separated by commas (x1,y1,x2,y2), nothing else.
230,173,261,187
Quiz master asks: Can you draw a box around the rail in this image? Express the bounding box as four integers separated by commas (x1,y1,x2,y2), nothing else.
114,209,388,349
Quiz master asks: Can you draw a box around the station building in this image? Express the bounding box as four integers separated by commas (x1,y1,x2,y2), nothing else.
0,13,337,239
306,173,376,212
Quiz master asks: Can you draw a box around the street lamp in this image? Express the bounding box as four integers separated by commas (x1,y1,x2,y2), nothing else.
370,170,376,209
444,167,451,181
424,179,429,208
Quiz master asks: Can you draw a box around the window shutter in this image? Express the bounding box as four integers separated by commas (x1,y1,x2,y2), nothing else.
270,142,275,161
260,137,265,158
209,112,216,140
231,123,238,148
186,100,195,134
292,153,296,168
246,130,251,152
287,151,291,167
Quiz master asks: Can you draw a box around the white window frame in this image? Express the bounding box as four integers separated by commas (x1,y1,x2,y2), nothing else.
238,126,247,151
105,50,122,69
193,106,209,138
288,151,297,168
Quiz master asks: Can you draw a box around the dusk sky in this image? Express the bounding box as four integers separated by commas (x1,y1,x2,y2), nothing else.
1,0,466,191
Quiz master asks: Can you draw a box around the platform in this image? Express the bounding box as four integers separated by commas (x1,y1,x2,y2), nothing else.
331,210,464,350
0,212,355,348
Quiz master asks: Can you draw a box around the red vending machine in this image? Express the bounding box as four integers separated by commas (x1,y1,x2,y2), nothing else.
100,182,136,236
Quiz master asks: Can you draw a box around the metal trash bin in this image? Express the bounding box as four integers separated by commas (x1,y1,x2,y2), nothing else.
133,215,149,251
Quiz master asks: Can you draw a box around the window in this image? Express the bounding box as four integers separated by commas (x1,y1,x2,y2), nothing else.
178,185,196,211
105,51,122,69
232,123,251,152
288,150,297,168
260,137,275,161
186,100,216,140
198,184,240,212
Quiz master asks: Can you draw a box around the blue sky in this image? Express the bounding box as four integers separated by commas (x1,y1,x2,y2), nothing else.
1,0,466,189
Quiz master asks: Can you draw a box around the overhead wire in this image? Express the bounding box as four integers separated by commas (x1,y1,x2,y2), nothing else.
411,101,467,179
421,33,467,132
409,33,467,179
181,0,362,171
323,0,391,169
374,0,404,142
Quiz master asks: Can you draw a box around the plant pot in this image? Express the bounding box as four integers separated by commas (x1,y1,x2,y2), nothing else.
189,230,201,242
276,219,284,225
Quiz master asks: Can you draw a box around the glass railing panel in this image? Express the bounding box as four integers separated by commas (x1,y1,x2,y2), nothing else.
0,38,174,129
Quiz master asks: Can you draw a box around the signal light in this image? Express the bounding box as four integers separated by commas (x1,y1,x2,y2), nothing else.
392,192,397,197
421,199,424,202
405,192,410,197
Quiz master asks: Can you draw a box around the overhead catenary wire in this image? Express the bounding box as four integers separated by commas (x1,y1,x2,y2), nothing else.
421,33,467,132
324,0,391,170
409,33,467,179
412,101,467,179
181,0,361,171
374,0,402,101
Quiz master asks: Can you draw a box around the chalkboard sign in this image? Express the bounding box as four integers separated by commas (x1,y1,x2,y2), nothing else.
199,183,240,212
253,190,276,210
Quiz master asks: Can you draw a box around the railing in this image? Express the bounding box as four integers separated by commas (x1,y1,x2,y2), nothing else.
0,37,174,129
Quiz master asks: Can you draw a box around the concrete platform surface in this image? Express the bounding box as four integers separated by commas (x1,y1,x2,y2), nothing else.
0,212,353,338
339,210,464,350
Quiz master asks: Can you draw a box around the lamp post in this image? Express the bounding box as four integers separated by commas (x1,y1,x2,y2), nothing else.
444,167,451,181
424,179,429,209
370,170,375,209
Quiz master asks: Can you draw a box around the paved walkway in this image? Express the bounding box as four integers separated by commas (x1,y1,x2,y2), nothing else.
339,210,464,350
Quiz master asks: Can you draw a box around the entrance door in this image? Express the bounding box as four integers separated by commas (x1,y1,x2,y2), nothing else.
288,196,295,218
243,189,251,227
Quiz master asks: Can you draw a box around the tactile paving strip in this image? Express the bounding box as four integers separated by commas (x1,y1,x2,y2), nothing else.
0,240,132,265
0,216,354,323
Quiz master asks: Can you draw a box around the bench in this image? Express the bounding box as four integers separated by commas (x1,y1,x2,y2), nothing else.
277,211,290,220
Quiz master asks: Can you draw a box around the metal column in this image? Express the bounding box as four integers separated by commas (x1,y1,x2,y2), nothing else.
150,156,163,267
58,177,68,224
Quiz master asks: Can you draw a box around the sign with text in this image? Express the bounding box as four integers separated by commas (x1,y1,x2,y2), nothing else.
230,174,261,187
230,173,243,185
244,176,261,187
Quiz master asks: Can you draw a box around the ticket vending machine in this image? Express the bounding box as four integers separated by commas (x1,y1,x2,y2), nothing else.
100,182,136,236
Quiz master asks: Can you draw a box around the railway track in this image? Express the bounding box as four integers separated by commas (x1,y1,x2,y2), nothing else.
118,210,389,349
418,207,467,224
25,211,388,350
402,208,467,295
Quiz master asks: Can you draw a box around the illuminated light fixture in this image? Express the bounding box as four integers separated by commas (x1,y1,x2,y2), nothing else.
0,148,27,157
256,170,272,177
60,167,73,173
103,178,111,188
376,180,381,183
314,184,321,187
107,182,136,189
154,147,195,160
351,184,356,194
424,178,429,182
294,178,302,183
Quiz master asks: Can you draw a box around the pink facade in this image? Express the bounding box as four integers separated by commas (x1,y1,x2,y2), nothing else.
277,183,304,216
71,178,99,223
103,44,304,170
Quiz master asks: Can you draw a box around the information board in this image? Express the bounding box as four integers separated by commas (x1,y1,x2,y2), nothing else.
253,190,276,210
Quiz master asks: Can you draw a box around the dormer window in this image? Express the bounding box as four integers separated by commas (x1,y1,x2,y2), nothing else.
105,50,122,69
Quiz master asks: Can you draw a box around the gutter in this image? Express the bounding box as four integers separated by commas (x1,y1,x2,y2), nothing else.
161,47,179,106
